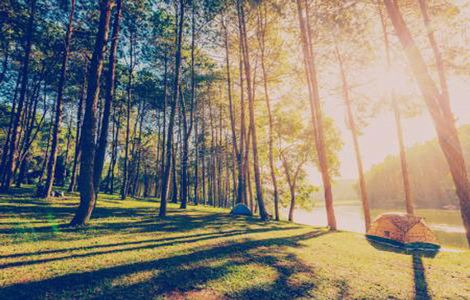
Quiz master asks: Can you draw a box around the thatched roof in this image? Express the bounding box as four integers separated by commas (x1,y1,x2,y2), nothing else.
374,213,423,233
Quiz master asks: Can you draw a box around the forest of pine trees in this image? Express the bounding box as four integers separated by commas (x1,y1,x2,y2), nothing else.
1,0,470,247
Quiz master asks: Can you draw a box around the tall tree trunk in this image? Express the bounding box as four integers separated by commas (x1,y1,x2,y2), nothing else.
0,71,21,182
237,0,268,220
237,33,247,206
157,55,168,198
257,5,279,220
418,0,450,115
217,103,224,205
159,0,184,217
105,109,116,193
171,142,178,203
296,0,336,229
201,92,207,205
208,91,215,205
384,0,470,246
17,75,44,187
335,45,371,230
154,112,162,196
68,71,86,192
94,0,122,195
1,0,36,192
121,30,135,200
39,111,54,184
377,1,414,216
108,111,120,194
180,0,196,209
42,0,76,198
193,94,199,205
70,0,112,226
223,16,243,207
61,116,73,186
132,106,144,196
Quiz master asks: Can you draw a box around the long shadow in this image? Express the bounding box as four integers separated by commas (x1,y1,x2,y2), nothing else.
0,211,284,238
0,186,34,198
0,226,301,269
0,188,269,237
412,253,430,300
367,238,436,299
0,230,332,299
0,226,296,260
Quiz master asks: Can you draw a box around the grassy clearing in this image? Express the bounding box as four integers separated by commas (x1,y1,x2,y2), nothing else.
0,187,469,299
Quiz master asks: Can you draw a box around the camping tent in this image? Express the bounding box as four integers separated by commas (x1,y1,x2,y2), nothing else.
230,203,253,216
366,213,440,250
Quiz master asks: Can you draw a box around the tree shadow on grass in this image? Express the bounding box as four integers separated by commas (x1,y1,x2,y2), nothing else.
0,186,34,198
366,238,437,300
0,230,333,299
0,201,289,244
0,226,301,269
0,211,281,238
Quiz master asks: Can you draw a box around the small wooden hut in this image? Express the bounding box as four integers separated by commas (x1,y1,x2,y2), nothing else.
367,213,440,250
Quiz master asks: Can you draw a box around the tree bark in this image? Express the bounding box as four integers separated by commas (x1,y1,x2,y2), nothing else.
68,71,86,192
108,111,120,194
159,0,184,216
39,111,54,184
180,0,197,209
61,116,73,186
237,0,268,220
157,55,168,198
295,0,336,229
42,0,76,198
257,4,279,220
1,0,36,192
0,71,21,182
131,105,144,196
70,0,112,226
94,0,122,195
237,33,247,206
121,29,135,200
223,15,243,206
281,152,305,223
418,0,450,116
18,74,45,187
335,45,371,230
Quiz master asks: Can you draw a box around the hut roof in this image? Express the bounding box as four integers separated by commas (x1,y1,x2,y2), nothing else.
376,213,423,233
367,212,440,249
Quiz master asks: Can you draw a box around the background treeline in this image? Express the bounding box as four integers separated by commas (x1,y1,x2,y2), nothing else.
366,125,470,209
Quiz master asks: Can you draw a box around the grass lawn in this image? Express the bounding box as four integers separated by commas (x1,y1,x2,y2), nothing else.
1,187,469,299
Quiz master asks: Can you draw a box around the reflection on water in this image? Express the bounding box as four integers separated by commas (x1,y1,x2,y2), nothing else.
281,205,468,249
285,205,367,233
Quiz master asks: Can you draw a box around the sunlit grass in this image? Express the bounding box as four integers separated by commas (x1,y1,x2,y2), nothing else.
0,186,469,299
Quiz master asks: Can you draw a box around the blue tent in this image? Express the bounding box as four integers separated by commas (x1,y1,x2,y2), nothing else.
230,203,252,216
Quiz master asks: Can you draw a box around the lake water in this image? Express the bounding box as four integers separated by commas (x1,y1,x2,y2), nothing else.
282,205,468,249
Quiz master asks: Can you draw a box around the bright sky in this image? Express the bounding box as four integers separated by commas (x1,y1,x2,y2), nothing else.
314,0,470,183
325,77,470,181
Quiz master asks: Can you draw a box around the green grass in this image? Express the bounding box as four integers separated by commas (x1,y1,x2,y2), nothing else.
1,187,470,299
